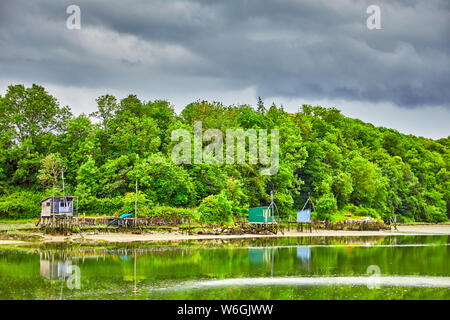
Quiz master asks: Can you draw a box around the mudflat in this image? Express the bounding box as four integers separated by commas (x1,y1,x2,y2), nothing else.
36,224,450,244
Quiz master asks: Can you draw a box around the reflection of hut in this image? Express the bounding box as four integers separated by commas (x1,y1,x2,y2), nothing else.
40,258,73,281
41,196,77,218
296,246,311,261
248,248,273,265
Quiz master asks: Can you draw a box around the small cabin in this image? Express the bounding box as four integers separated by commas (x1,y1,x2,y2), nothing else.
297,209,311,223
41,196,75,218
248,206,277,224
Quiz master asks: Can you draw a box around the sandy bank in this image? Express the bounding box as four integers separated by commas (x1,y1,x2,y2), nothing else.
0,240,26,245
39,224,450,244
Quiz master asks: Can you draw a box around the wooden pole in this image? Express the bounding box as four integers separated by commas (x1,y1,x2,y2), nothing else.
51,195,55,228
134,250,137,295
189,216,191,235
135,180,138,227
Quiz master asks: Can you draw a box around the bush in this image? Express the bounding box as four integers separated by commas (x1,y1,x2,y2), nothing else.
121,191,152,217
315,193,337,221
77,196,124,216
0,191,44,219
354,206,381,220
397,215,415,223
341,203,358,215
424,205,447,223
151,206,198,222
198,192,233,223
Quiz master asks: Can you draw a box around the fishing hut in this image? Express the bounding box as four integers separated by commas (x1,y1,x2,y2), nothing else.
39,196,78,226
248,191,280,233
296,197,313,232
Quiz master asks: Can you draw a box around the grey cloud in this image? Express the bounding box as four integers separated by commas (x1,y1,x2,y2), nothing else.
0,0,449,109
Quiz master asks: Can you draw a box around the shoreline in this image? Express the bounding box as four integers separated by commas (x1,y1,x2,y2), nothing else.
40,224,450,244
0,224,448,246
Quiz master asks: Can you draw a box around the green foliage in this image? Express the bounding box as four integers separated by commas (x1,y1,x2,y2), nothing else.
0,84,448,223
423,205,447,223
0,84,71,144
198,192,234,223
315,193,338,221
121,191,152,217
353,207,381,220
151,206,199,222
129,154,194,206
0,191,43,219
37,153,64,189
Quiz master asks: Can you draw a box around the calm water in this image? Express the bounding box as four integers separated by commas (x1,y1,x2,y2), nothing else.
0,235,449,300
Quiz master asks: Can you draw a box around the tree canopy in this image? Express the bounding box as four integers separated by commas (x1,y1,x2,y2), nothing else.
0,84,448,223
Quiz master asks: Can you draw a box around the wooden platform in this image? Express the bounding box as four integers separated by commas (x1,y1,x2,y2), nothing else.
38,215,184,227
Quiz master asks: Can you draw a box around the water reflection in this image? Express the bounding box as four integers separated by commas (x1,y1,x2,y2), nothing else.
296,246,311,261
39,252,73,281
248,248,274,265
0,235,447,299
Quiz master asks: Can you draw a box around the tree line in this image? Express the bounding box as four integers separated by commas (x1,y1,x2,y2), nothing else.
0,84,448,223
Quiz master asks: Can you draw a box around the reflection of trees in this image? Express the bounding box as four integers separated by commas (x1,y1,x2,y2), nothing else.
0,235,448,299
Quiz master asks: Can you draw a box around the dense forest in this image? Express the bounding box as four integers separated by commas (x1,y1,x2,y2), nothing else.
0,84,448,223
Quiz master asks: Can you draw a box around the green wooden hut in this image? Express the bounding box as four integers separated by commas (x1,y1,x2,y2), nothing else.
248,206,277,224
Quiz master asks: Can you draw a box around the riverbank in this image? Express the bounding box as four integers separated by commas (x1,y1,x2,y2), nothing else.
0,223,449,245
25,224,450,244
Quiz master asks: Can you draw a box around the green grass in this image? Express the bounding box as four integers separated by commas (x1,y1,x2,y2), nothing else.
328,212,369,222
0,223,38,232
0,218,38,224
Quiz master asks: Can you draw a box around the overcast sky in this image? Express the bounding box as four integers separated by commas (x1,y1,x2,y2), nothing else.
0,0,449,139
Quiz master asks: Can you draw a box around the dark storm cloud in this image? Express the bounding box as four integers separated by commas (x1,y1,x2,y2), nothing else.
0,0,449,108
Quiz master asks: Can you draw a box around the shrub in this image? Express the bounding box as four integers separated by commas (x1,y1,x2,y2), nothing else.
198,192,233,223
150,206,198,222
354,206,381,220
77,196,125,216
341,203,358,215
0,191,44,219
121,191,152,217
424,205,447,223
315,193,337,221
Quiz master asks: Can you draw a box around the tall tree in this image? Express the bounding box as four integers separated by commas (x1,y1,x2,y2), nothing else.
0,84,71,146
256,96,266,114
37,153,64,190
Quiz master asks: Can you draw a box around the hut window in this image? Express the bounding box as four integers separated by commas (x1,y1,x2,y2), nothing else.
46,202,50,206
60,202,65,207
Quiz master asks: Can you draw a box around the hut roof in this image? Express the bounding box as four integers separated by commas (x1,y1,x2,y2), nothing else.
41,196,75,203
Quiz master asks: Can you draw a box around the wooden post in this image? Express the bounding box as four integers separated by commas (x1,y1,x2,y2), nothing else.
51,196,55,227
134,250,137,296
188,216,191,235
135,180,138,227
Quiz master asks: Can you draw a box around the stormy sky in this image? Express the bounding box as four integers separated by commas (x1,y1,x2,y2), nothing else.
0,0,449,138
